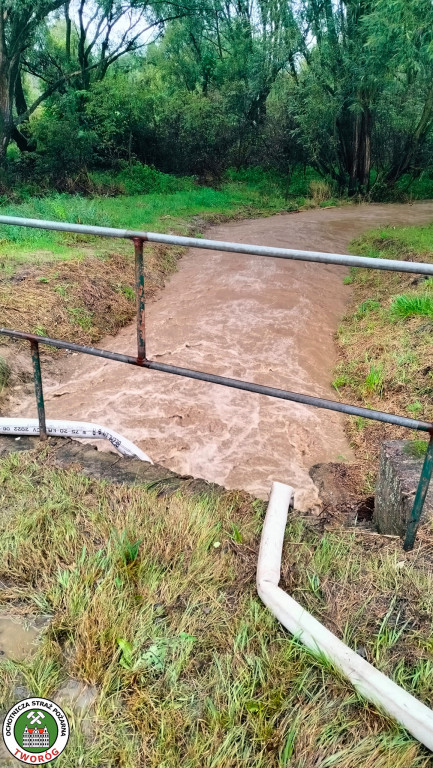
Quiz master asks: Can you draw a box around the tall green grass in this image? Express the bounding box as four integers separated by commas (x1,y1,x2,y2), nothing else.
391,295,433,319
0,179,296,269
90,162,196,196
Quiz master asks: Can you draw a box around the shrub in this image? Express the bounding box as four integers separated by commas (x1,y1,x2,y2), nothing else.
33,93,97,185
90,163,194,196
309,180,332,204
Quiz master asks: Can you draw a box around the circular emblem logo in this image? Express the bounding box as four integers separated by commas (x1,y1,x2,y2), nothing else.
2,698,69,764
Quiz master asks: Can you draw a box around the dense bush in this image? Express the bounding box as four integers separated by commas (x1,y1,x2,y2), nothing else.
33,93,97,184
90,163,195,195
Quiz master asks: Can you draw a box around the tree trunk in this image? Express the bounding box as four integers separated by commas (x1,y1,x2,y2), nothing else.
385,89,433,185
65,2,72,62
11,126,35,153
15,70,27,116
13,70,36,152
358,107,372,189
342,105,372,196
0,64,14,163
352,107,371,192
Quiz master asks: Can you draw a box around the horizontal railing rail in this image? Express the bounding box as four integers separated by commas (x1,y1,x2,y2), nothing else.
1,214,432,550
2,214,433,274
2,329,431,432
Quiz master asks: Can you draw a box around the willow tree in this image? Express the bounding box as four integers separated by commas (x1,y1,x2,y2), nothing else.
364,0,433,186
288,0,379,195
141,0,302,168
1,0,198,163
0,0,67,160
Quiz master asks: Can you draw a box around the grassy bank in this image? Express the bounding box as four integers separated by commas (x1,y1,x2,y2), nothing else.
1,444,433,766
0,178,300,394
0,172,338,398
0,175,317,367
334,221,433,485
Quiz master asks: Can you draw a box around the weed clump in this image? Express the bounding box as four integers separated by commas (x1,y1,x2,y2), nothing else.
356,299,381,317
364,364,384,396
309,179,333,204
391,294,433,319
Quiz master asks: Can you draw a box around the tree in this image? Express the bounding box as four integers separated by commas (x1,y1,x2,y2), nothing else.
0,0,66,161
0,0,201,163
139,0,301,170
22,0,205,98
365,0,433,187
286,0,379,195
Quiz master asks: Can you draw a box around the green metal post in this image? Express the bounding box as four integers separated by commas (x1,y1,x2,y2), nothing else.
30,340,47,440
134,237,146,361
403,433,433,551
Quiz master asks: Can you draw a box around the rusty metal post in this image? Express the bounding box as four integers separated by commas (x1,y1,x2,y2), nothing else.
30,340,47,440
403,432,433,551
134,237,146,361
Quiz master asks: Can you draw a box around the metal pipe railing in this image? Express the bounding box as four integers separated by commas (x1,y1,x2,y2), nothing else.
1,329,431,433
1,214,433,274
1,213,432,548
29,340,47,440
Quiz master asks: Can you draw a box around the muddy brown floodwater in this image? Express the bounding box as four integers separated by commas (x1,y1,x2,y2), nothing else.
12,202,433,510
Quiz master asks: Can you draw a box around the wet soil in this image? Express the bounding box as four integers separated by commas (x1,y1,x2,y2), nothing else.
10,202,433,510
0,614,49,661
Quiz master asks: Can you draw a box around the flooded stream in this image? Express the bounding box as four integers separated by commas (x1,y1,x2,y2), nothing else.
13,202,433,509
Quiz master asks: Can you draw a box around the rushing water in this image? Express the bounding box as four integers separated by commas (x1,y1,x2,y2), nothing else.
14,202,433,510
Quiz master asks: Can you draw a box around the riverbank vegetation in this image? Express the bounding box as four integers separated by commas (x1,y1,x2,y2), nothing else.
2,1,433,200
0,172,315,399
334,222,433,485
1,444,433,766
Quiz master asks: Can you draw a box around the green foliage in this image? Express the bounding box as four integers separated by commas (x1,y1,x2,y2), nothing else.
230,524,243,543
364,364,384,396
332,374,352,392
117,638,134,670
391,295,433,319
32,92,97,184
118,285,135,301
91,163,194,196
0,179,297,265
406,401,423,416
0,194,113,245
117,531,142,567
226,167,289,195
3,2,433,197
356,299,381,317
403,440,428,459
2,0,433,198
67,307,93,331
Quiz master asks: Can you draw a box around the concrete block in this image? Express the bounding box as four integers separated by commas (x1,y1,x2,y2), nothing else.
374,440,433,537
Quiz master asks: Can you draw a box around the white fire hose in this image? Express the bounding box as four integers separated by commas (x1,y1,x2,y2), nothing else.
0,417,152,463
257,481,433,752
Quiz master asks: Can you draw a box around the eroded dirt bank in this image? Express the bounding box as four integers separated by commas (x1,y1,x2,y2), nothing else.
12,202,433,509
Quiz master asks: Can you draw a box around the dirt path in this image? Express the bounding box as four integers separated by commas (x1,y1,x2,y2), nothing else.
13,202,433,509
